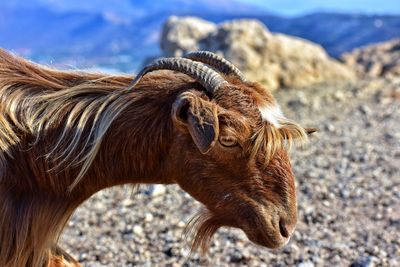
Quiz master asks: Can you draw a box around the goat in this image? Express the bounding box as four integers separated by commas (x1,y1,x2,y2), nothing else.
0,49,315,266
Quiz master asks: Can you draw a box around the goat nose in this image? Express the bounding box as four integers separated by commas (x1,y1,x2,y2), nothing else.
279,219,295,238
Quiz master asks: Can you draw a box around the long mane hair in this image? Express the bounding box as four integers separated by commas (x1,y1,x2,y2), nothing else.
0,49,138,189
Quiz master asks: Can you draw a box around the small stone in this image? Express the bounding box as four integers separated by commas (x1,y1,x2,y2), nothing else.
323,123,335,132
145,213,153,222
333,91,346,101
359,104,371,115
389,258,399,266
311,98,321,110
288,99,306,109
384,132,394,142
322,200,331,207
368,62,383,76
229,250,244,263
151,185,166,197
350,256,372,267
78,253,88,261
163,247,174,257
122,199,135,207
133,225,143,236
297,261,315,267
177,221,186,228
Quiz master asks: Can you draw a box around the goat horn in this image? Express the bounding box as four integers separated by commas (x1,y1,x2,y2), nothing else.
184,51,246,81
129,57,228,94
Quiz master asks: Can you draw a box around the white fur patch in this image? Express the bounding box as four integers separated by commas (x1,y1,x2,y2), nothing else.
258,104,284,128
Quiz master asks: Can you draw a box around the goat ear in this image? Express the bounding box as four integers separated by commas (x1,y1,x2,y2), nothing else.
305,127,318,135
172,92,219,154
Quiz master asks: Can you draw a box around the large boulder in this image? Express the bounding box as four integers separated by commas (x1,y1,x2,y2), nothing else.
161,16,355,90
341,39,400,78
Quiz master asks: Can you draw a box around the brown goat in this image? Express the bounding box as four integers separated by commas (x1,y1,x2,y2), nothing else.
0,49,313,266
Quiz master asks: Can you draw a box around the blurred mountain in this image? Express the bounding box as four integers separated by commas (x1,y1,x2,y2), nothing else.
36,0,261,18
0,0,399,71
263,13,400,57
0,0,264,71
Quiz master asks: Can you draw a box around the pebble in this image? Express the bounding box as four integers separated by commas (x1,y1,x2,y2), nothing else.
122,198,135,207
145,213,154,222
133,225,144,236
297,261,315,267
350,256,372,267
333,91,346,101
359,104,372,115
150,184,167,197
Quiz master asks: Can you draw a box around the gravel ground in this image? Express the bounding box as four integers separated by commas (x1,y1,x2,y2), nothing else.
60,78,400,266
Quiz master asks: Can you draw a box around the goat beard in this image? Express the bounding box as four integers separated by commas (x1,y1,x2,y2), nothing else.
183,208,230,255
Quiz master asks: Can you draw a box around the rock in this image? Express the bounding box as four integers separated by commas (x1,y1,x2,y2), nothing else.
288,99,306,109
350,256,373,267
367,62,383,76
228,248,245,263
133,225,144,236
297,261,315,267
342,38,400,78
161,16,355,90
333,91,346,102
145,213,153,222
145,184,166,197
121,198,135,207
389,258,399,266
358,105,372,115
163,247,174,257
152,184,166,196
161,16,216,57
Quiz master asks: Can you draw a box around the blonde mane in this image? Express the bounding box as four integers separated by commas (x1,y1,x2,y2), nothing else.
0,49,134,189
250,119,308,166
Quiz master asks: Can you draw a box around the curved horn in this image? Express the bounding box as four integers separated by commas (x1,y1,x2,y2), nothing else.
129,57,228,94
184,51,246,81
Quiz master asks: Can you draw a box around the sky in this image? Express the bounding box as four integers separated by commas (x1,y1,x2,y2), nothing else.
241,0,400,16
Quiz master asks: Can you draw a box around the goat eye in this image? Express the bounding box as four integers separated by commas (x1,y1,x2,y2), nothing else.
219,136,238,147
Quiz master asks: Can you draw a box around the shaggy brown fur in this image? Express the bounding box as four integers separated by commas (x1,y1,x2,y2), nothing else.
0,49,308,266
